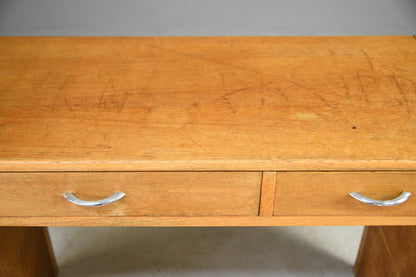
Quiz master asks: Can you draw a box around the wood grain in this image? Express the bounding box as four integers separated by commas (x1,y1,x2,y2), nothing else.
43,227,58,276
1,216,416,227
0,227,57,277
354,226,370,276
274,172,416,216
354,226,399,277
0,36,415,171
1,36,415,276
259,171,277,216
0,172,261,216
382,226,416,276
355,226,416,277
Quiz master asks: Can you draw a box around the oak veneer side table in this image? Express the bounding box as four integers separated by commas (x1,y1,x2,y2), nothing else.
0,36,415,276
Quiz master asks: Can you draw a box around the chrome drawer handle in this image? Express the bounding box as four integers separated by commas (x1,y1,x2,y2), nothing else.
63,192,125,207
349,191,411,206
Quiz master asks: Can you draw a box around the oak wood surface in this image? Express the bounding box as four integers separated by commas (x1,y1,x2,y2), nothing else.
354,226,399,277
1,36,415,276
0,172,261,216
43,227,58,276
2,216,416,227
274,172,416,216
355,226,416,277
0,227,57,277
0,36,415,171
354,226,370,276
381,226,416,276
259,171,277,216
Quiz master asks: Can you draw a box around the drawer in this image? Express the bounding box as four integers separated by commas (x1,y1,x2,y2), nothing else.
0,172,261,216
274,172,416,216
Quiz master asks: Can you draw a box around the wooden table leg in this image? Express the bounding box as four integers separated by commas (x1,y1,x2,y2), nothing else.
0,227,57,277
354,226,416,277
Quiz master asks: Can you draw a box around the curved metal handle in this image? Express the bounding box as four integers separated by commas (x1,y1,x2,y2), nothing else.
349,191,411,206
63,192,125,207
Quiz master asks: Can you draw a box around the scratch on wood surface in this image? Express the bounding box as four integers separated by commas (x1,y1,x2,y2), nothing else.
356,73,369,102
342,79,351,98
177,129,208,153
280,91,289,102
222,87,250,98
222,85,262,99
223,78,280,100
64,98,73,111
391,75,410,112
149,44,261,74
98,77,128,113
35,71,54,89
44,122,50,138
361,49,374,71
98,79,108,109
110,78,118,104
259,79,290,103
285,79,330,106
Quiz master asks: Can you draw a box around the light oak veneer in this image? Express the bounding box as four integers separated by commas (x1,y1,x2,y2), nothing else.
0,36,415,171
0,36,416,276
0,172,261,216
274,172,416,216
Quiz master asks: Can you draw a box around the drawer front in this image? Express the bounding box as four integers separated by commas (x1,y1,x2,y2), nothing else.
274,172,416,216
0,172,261,216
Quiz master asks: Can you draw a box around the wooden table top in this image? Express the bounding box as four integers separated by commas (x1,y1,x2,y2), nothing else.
0,36,415,171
